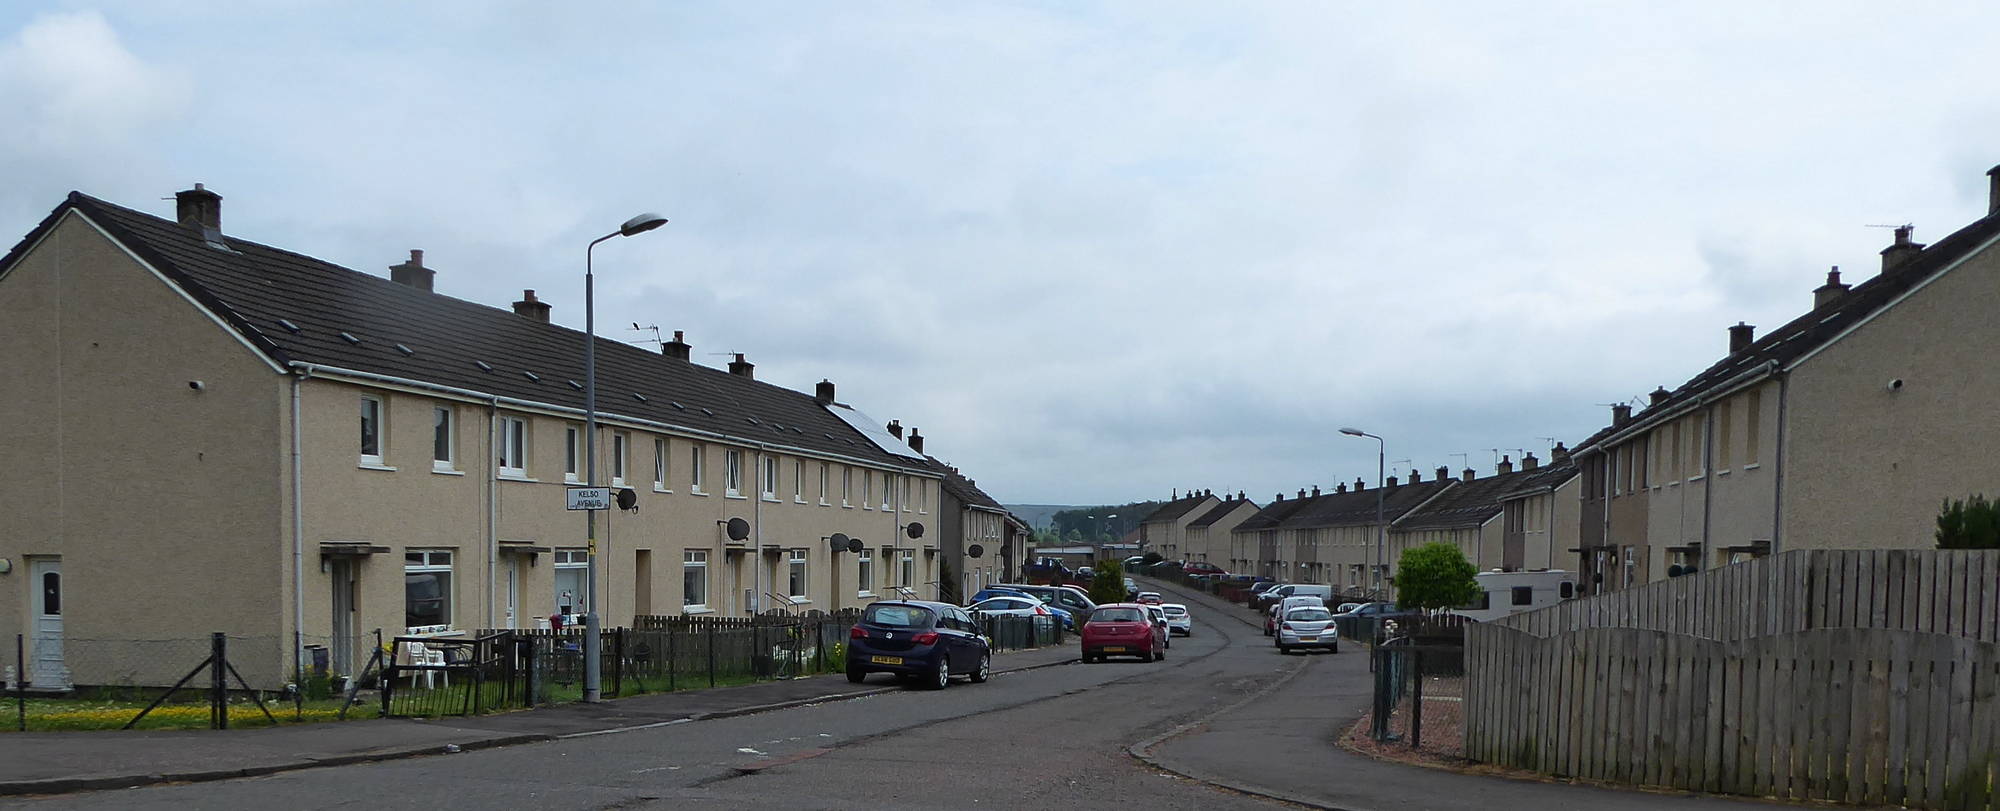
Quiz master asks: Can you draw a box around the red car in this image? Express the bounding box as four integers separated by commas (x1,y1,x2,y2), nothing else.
1182,561,1226,577
1081,604,1166,663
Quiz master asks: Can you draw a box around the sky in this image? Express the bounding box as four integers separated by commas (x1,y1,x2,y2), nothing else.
4,2,1999,505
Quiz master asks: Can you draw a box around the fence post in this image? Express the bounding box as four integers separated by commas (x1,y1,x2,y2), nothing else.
14,634,24,731
668,626,678,692
707,621,717,688
211,632,228,730
1410,648,1424,749
612,628,625,697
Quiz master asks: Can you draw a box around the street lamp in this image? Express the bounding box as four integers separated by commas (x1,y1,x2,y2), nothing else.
582,211,667,703
1102,513,1117,563
1340,427,1385,597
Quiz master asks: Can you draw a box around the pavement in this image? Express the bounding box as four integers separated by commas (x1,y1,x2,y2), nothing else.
0,638,1081,797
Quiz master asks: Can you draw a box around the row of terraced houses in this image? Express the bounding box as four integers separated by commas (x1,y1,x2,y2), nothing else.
1136,164,2000,601
0,187,1027,689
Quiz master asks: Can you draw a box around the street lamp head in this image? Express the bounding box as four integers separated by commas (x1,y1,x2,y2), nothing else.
1339,427,1367,437
618,212,669,237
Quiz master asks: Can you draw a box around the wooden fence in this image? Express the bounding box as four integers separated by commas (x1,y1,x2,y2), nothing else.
1466,549,2000,810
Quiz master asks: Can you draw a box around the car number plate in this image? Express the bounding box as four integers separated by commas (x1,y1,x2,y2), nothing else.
1103,646,1126,653
1298,636,1317,642
870,655,903,665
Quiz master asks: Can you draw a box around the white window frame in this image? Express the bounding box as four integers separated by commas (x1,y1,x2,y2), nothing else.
793,460,806,503
819,463,830,506
611,431,629,486
862,471,873,510
856,548,874,595
842,468,853,507
898,549,914,588
404,549,454,631
360,395,387,468
498,416,529,478
761,455,779,501
682,549,709,610
554,548,588,613
724,449,744,498
653,437,670,492
787,549,809,600
882,473,893,511
431,405,457,473
564,425,582,484
689,444,706,494
918,479,928,514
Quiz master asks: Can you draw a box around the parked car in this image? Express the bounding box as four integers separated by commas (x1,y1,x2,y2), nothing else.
1181,561,1226,577
1081,604,1166,662
1122,555,1148,570
1276,605,1340,654
996,583,1098,623
968,587,1034,604
1251,583,1336,613
1143,604,1172,648
846,601,992,689
968,595,1055,620
1266,595,1327,636
1161,603,1193,636
1135,591,1163,605
1123,577,1139,600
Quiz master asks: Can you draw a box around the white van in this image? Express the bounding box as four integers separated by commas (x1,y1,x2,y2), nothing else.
1450,570,1576,622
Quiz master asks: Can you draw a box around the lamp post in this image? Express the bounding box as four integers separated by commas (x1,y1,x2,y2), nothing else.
1340,427,1385,597
1101,513,1117,564
582,211,667,703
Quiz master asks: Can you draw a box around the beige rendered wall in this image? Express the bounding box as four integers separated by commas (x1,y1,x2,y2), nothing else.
1783,241,2000,549
0,213,288,685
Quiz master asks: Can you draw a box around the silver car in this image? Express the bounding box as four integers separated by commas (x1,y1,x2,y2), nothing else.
1161,603,1192,636
1275,605,1339,654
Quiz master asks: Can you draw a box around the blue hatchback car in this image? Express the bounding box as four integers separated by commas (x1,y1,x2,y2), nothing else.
847,601,992,689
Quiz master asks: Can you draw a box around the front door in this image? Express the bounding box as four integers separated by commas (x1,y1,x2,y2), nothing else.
29,558,67,688
505,564,519,629
329,559,356,676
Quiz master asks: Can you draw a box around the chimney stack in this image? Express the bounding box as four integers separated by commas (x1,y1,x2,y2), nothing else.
728,353,754,379
1408,468,1422,483
887,420,903,439
1436,466,1450,481
1728,322,1755,353
1497,455,1514,475
908,428,923,454
511,289,551,322
1813,266,1850,309
1612,403,1633,426
1354,477,1366,491
389,250,433,292
175,183,222,232
815,379,836,403
1650,386,1671,406
1552,442,1571,463
1522,452,1540,471
662,330,692,360
1336,483,1347,493
1462,467,1475,482
1237,490,1245,501
1274,492,1284,502
1880,225,1925,272
1989,165,2000,216
1310,485,1320,497
1386,475,1400,487
1298,488,1308,499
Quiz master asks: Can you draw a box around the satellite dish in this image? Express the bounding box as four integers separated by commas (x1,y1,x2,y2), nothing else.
828,533,850,552
967,544,984,559
847,538,864,554
904,521,925,540
724,517,751,541
1667,564,1685,578
616,487,639,511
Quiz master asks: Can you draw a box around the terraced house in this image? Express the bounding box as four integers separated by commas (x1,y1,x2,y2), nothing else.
0,187,956,690
1569,165,2000,593
924,455,1029,600
1136,490,1219,561
1181,493,1258,565
1390,456,1554,572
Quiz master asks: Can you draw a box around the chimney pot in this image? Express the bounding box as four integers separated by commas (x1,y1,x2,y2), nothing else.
1462,467,1475,482
1880,225,1925,272
1522,452,1540,471
728,353,755,379
511,289,551,322
662,330,691,360
1436,466,1450,481
815,378,836,403
174,183,222,233
1497,455,1514,475
1813,265,1851,309
887,420,903,439
1612,403,1633,426
1728,322,1755,353
390,249,435,292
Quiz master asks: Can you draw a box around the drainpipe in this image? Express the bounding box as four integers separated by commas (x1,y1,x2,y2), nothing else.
290,373,305,690
1700,403,1716,571
487,398,498,628
1772,377,1789,555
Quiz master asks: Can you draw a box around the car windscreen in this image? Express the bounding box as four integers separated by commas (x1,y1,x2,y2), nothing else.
1162,606,1187,615
1090,607,1145,623
1287,608,1334,621
863,604,935,628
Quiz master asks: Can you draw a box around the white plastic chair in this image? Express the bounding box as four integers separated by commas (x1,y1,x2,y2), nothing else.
404,642,449,689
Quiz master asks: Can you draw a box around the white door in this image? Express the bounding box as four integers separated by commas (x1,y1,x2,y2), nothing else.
505,565,519,629
329,559,356,675
29,559,68,688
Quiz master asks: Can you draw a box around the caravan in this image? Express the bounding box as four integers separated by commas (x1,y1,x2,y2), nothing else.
1451,570,1576,622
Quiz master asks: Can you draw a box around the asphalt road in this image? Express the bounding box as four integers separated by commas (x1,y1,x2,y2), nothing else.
6,588,1785,811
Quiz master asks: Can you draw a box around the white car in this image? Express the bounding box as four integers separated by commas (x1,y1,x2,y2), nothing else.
1276,605,1339,654
1143,604,1172,648
968,595,1055,620
1161,603,1193,636
1264,595,1326,636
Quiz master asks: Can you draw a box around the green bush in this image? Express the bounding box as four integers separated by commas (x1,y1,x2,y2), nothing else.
1089,560,1127,605
1391,542,1479,610
1936,495,2000,549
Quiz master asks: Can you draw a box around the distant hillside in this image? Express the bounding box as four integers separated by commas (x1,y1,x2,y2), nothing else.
1004,504,1076,529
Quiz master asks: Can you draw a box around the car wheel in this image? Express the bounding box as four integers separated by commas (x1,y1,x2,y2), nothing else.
846,666,866,684
970,652,991,683
1154,647,1165,661
928,655,951,690
1277,644,1290,654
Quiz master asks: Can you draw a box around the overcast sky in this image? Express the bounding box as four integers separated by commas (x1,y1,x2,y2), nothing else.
5,3,1998,505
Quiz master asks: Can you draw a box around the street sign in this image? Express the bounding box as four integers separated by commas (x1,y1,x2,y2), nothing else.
565,487,612,511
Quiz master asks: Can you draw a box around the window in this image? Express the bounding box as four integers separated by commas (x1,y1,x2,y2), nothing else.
360,396,385,466
901,477,911,512
882,474,894,511
554,549,587,614
1717,400,1734,470
818,463,830,505
683,550,708,608
432,406,455,471
653,438,669,491
856,549,873,594
842,468,853,507
793,460,805,502
919,479,928,513
564,425,582,483
611,432,629,485
689,444,706,493
498,417,528,476
1511,586,1534,606
404,550,453,629
725,449,744,497
899,549,914,588
761,455,778,500
863,471,873,510
1745,389,1763,464
788,549,808,599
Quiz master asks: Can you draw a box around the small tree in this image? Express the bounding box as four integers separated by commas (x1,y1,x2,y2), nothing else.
1089,560,1127,605
1391,542,1479,610
1142,551,1163,565
1937,495,2000,549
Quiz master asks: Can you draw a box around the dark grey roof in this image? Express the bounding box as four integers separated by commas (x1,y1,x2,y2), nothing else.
1234,496,1311,533
1494,459,1579,502
1279,479,1454,529
1187,498,1257,528
1574,209,2000,454
5,192,928,471
926,457,1006,512
1139,495,1215,524
1395,467,1549,531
